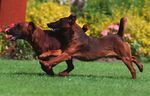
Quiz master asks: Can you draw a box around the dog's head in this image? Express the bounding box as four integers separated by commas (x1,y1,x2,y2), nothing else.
47,14,77,30
5,22,36,40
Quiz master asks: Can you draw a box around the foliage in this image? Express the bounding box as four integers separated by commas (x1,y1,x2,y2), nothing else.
1,0,150,59
13,40,34,60
26,1,70,29
0,1,70,59
77,0,150,57
0,32,34,60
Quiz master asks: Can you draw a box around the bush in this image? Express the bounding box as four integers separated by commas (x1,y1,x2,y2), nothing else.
0,1,70,59
77,0,150,58
1,0,150,60
26,1,70,29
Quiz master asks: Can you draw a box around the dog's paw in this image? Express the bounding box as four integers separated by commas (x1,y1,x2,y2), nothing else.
59,71,69,77
46,71,55,76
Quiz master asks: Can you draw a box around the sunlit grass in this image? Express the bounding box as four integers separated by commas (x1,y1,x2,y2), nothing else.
0,59,149,96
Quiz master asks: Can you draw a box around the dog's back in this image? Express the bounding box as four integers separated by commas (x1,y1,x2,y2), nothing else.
30,28,63,55
72,17,128,59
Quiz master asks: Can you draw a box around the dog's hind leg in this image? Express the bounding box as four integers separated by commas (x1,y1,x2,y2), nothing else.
121,57,136,79
118,42,136,79
123,42,143,72
132,56,143,72
59,59,74,76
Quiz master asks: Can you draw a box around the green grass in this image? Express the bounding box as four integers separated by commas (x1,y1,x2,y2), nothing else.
0,59,150,96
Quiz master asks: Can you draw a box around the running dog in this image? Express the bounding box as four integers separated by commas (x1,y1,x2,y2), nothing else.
41,14,143,79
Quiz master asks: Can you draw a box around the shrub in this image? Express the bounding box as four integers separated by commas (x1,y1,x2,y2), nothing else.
0,1,70,59
26,1,70,29
77,0,150,58
1,0,150,60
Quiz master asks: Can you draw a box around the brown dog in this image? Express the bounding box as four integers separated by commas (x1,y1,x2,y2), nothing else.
5,22,88,76
41,14,143,79
5,22,69,75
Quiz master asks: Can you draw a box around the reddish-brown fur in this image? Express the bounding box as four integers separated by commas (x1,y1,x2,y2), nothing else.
41,14,143,79
5,22,87,76
5,22,69,75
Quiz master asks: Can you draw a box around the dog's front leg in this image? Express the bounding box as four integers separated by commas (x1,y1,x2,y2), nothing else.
38,56,55,76
40,52,71,67
38,49,62,59
39,62,54,76
40,44,79,69
59,59,74,76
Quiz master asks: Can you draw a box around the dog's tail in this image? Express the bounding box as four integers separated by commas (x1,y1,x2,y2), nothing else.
117,17,128,38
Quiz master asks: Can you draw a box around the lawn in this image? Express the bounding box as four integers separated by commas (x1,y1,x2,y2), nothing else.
0,59,150,96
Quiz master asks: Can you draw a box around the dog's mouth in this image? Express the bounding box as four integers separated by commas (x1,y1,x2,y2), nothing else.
5,34,16,41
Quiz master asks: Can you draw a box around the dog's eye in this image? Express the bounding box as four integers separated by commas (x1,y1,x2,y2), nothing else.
60,19,64,22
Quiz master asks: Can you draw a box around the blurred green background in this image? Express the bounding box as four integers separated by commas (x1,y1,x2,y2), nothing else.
0,0,150,61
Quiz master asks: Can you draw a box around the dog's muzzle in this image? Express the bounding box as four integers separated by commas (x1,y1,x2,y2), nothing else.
5,34,16,41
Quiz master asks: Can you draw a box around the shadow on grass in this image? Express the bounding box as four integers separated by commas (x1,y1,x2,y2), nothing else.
69,74,130,80
0,72,130,79
0,72,46,77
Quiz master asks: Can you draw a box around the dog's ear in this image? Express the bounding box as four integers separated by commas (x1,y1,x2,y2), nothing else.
69,14,77,25
28,22,36,32
82,24,89,32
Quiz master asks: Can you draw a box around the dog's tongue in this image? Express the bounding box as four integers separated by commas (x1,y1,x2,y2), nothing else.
5,35,13,40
